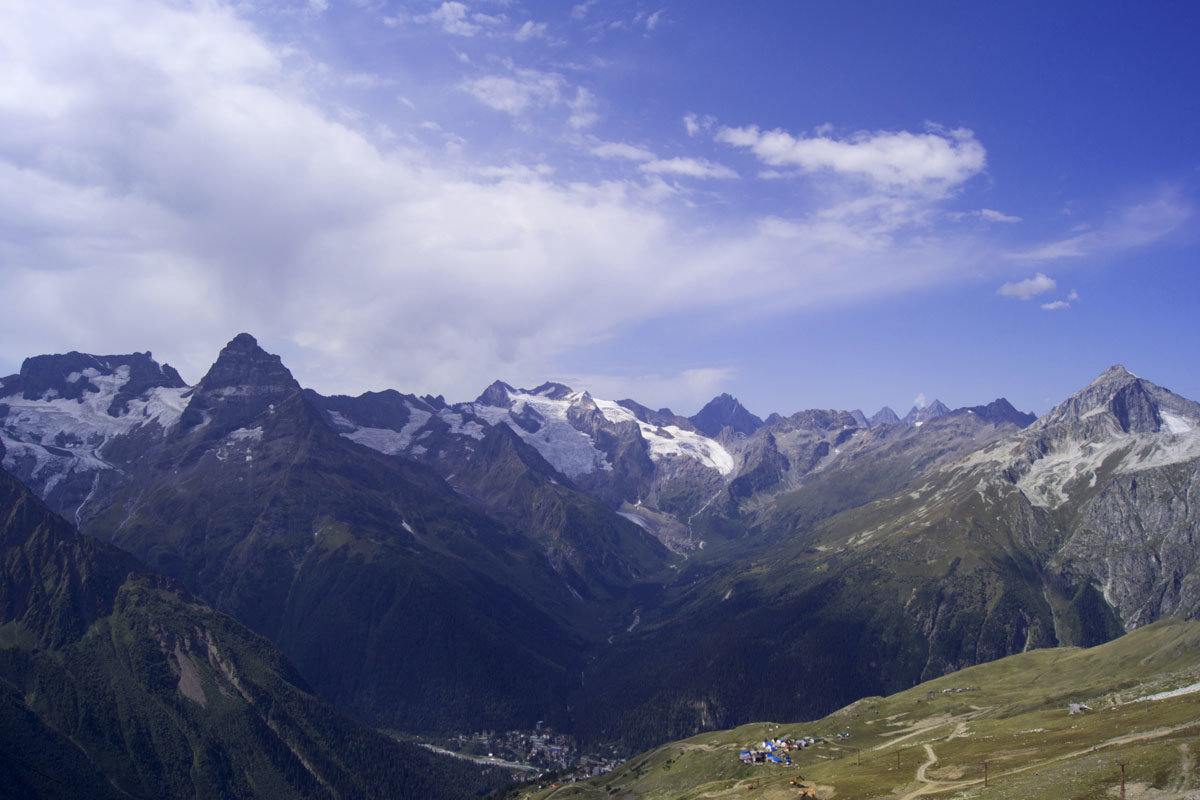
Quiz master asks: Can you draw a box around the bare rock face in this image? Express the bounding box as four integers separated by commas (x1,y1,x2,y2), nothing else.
869,406,901,427
1054,460,1200,627
690,393,763,437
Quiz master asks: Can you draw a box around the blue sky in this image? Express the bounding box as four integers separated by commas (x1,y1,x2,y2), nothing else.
0,1,1197,417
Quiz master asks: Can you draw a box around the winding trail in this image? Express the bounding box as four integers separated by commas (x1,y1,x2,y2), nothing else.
893,718,1200,799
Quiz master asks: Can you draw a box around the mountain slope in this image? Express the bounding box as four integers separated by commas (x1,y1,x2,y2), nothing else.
569,368,1199,751
80,335,598,733
516,617,1200,800
0,459,505,799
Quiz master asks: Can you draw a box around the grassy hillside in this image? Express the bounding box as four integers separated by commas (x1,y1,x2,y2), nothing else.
512,618,1200,800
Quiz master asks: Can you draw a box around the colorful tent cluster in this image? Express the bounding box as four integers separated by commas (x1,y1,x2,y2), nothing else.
739,735,820,765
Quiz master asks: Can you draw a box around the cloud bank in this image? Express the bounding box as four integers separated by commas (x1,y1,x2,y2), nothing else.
0,0,1186,409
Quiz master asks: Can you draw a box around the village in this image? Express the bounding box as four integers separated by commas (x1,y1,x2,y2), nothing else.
434,724,625,782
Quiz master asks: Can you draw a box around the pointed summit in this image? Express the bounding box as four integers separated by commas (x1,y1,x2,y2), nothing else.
195,333,300,393
1089,364,1138,386
690,393,763,437
179,334,303,430
1038,365,1200,434
869,406,901,427
475,380,515,408
903,399,950,425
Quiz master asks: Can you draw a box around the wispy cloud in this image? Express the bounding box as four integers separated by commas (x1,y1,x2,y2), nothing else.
1008,188,1192,262
513,19,548,42
419,2,486,36
639,157,737,180
589,141,656,161
0,0,1180,405
978,208,1021,223
459,67,564,114
570,0,600,20
567,86,598,129
1041,300,1069,311
683,112,715,137
716,124,986,196
997,273,1056,300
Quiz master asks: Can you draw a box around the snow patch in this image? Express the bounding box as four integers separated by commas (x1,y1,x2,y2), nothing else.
1161,411,1193,435
1,367,191,501
226,427,263,443
617,511,650,529
594,398,734,475
339,404,433,455
439,410,486,440
469,392,612,478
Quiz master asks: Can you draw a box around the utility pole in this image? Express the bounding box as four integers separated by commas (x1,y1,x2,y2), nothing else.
895,749,901,770
1115,761,1128,800
981,760,988,787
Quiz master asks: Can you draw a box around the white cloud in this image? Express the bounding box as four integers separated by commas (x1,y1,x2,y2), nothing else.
913,392,927,409
459,68,564,114
978,208,1021,223
683,112,715,137
0,0,1152,404
1007,235,1090,261
645,9,665,31
1041,300,1069,311
639,157,737,180
571,0,599,20
589,141,656,161
513,20,548,42
716,124,986,195
1068,289,1079,301
997,273,1057,300
567,86,598,129
419,2,482,36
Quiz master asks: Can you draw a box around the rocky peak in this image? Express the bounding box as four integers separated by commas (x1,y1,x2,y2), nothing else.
567,391,608,433
616,399,696,431
868,406,901,427
194,333,299,394
179,334,303,431
530,382,574,400
903,400,950,425
475,380,516,408
771,408,862,433
1088,364,1137,388
956,398,1036,428
1036,365,1200,435
690,393,763,437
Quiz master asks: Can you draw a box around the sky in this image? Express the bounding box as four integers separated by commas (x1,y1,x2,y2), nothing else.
1,0,1198,418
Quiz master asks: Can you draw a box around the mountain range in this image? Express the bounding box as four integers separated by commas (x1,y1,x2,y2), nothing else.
2,333,1199,777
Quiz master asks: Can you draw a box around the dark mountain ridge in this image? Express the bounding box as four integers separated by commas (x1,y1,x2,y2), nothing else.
4,337,1196,764
0,461,504,799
